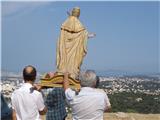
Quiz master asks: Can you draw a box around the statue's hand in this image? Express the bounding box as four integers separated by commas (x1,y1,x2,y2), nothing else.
88,33,96,38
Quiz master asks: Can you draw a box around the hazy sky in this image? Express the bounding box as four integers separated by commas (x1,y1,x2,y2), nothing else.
2,1,159,73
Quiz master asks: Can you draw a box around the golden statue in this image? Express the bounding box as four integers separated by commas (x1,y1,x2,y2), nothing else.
56,7,96,79
40,7,95,88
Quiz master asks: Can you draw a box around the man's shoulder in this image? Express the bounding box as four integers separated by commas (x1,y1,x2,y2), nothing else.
65,88,75,94
65,88,77,101
92,88,108,97
11,88,23,99
32,90,42,96
12,87,22,95
94,88,106,94
12,87,41,97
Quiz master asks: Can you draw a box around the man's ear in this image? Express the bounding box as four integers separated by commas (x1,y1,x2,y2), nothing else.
92,80,97,88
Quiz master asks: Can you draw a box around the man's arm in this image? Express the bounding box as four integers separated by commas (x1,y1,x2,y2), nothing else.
104,93,112,112
63,72,76,101
63,72,69,91
12,109,17,120
33,83,43,91
35,88,47,115
11,94,17,120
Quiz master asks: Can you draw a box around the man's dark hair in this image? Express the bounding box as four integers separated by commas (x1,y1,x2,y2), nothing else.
23,65,37,81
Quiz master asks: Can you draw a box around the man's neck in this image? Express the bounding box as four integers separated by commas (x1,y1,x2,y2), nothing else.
25,81,34,85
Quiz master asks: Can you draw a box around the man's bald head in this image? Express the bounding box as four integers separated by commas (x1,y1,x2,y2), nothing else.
23,65,37,82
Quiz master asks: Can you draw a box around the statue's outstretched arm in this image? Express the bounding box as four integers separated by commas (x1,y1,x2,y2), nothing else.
88,33,96,39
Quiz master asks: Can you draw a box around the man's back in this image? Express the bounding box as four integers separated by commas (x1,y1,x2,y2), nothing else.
12,83,45,120
65,87,111,120
43,88,67,120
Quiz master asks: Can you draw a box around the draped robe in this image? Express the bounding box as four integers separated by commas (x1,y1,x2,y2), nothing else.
56,16,88,79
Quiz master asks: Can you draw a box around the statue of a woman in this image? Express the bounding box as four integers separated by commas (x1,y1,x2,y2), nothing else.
56,7,95,79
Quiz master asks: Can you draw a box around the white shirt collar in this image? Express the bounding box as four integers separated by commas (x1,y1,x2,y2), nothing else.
23,83,33,88
81,87,94,91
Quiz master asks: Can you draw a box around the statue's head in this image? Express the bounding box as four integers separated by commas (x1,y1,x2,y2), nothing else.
71,7,80,18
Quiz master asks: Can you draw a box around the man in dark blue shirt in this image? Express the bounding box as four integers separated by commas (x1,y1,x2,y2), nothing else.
42,88,67,120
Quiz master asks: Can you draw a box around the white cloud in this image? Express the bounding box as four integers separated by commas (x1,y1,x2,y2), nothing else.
2,2,51,17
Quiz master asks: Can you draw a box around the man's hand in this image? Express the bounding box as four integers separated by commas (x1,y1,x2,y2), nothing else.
33,84,42,91
39,106,47,115
12,109,17,120
104,105,112,112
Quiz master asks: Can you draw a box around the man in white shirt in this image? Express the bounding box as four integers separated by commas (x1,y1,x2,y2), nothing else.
63,70,111,120
11,65,47,120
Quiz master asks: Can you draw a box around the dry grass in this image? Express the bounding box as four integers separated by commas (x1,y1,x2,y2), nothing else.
65,112,160,120
104,113,160,120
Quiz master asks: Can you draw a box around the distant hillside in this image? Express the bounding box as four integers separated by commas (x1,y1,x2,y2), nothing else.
96,70,160,78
